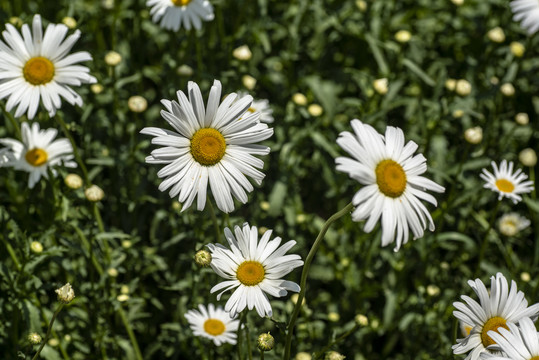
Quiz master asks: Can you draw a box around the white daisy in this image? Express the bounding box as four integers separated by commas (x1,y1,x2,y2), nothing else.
480,317,539,360
140,80,273,213
207,223,304,318
147,0,214,32
184,303,240,346
0,122,76,188
480,160,534,204
237,91,274,123
335,119,445,251
510,0,539,35
453,272,539,360
0,148,14,165
0,15,96,119
498,213,531,237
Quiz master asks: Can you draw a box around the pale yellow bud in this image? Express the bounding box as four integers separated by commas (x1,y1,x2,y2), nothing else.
452,110,464,118
194,249,212,267
105,51,122,66
257,333,275,351
9,17,23,27
120,285,130,294
296,214,307,223
292,93,308,106
85,185,104,202
30,241,43,254
291,293,306,306
242,75,257,90
56,283,75,303
519,148,537,167
28,332,42,344
172,201,182,210
451,0,464,5
62,17,77,29
445,78,457,91
455,79,472,96
356,0,367,12
370,319,380,329
515,113,529,125
102,0,115,9
107,268,119,277
510,42,525,57
325,351,346,360
117,294,130,302
521,272,531,282
328,312,340,322
394,30,412,43
128,96,148,113
295,352,312,360
487,27,505,43
354,314,369,326
260,201,270,211
426,284,440,296
48,338,59,347
64,173,83,189
258,226,268,235
308,104,323,116
91,84,104,94
464,126,483,144
490,76,499,85
176,64,194,76
122,240,132,248
373,78,389,94
233,45,252,61
500,83,515,97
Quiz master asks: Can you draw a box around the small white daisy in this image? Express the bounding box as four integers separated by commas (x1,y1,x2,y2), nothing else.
498,213,531,237
184,303,239,346
480,160,534,204
335,119,445,251
140,80,273,213
0,122,76,188
480,317,539,360
207,223,304,318
453,273,539,360
237,91,274,123
510,0,539,35
147,0,214,32
0,15,96,119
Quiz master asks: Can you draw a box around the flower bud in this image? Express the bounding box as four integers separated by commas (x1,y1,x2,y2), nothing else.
105,51,122,66
56,283,75,304
64,173,83,189
242,75,257,90
325,351,346,360
31,241,43,254
521,272,531,282
194,249,212,267
9,17,23,27
91,83,104,94
260,201,270,211
394,30,411,43
354,314,368,326
122,240,132,248
107,268,119,277
426,284,440,296
295,352,312,360
328,312,340,322
373,78,388,94
28,332,42,344
452,109,464,118
500,83,515,97
445,78,457,91
177,64,194,76
62,17,77,29
355,0,367,11
490,76,499,85
85,185,105,202
515,113,529,125
308,104,323,116
292,93,308,106
455,79,471,96
487,27,505,43
519,148,537,167
510,42,525,57
117,294,129,302
257,333,275,351
464,126,482,144
233,45,252,61
498,213,530,237
451,0,464,6
128,96,148,113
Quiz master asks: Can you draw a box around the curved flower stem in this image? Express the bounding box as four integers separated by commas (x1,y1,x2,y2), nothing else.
207,199,222,243
0,101,21,140
283,202,354,360
313,323,360,360
32,303,64,360
237,311,247,360
474,201,501,277
54,112,90,186
118,306,143,360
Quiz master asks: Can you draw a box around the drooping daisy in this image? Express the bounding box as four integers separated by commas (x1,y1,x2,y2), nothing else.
236,91,274,123
452,272,539,360
510,0,539,35
0,122,76,188
147,0,214,32
184,303,239,346
207,223,303,318
480,317,539,360
335,119,445,251
498,213,531,237
0,15,96,119
140,80,273,213
480,160,534,204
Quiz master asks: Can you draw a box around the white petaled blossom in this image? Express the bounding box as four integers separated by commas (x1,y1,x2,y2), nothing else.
335,119,445,251
207,223,304,318
146,0,214,32
480,160,534,204
236,91,274,123
452,273,539,360
498,213,531,237
184,304,239,346
0,122,76,188
0,15,96,119
479,317,539,360
510,0,539,35
140,80,273,213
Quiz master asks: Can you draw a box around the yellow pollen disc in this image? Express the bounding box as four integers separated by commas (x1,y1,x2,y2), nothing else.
190,128,226,166
25,148,48,167
495,179,515,193
236,261,265,286
464,325,472,336
480,317,509,347
375,159,407,198
23,57,55,85
530,357,539,360
171,0,192,6
247,107,256,113
203,319,225,336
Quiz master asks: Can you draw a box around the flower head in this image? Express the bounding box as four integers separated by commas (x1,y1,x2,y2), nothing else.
479,317,539,360
336,119,445,251
0,122,76,188
147,0,214,32
510,0,539,35
480,160,534,204
452,273,539,360
207,223,303,317
184,303,239,346
140,80,273,213
56,283,75,303
0,15,96,119
236,92,274,123
498,213,530,237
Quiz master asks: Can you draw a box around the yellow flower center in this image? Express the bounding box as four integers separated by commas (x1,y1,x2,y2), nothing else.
203,319,225,336
171,0,192,6
375,159,407,198
236,261,265,286
463,325,472,336
480,317,509,347
25,148,48,167
190,128,226,166
530,357,539,360
495,179,515,193
247,107,256,113
23,57,55,85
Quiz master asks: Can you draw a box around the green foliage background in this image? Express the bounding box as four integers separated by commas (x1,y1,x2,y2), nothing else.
0,0,538,359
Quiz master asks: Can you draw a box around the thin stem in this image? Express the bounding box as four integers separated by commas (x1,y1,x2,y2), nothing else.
283,202,354,360
245,320,252,360
474,201,501,277
237,311,246,360
0,101,21,140
313,324,360,360
118,307,143,360
260,350,265,360
32,303,64,360
207,199,222,243
54,112,90,185
2,237,21,271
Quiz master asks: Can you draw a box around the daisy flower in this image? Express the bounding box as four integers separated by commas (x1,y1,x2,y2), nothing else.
510,0,539,35
335,119,445,251
452,272,539,360
498,213,531,237
480,317,539,360
0,122,76,188
0,15,96,119
184,303,239,346
140,80,273,213
480,160,534,204
207,223,303,318
236,91,274,123
147,0,214,32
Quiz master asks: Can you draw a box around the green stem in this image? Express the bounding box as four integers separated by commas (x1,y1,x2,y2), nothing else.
118,307,143,360
245,320,252,360
2,237,21,271
313,324,360,360
283,202,354,360
474,201,501,277
32,304,64,360
260,350,265,360
0,101,21,140
207,199,222,243
237,311,246,360
54,112,90,186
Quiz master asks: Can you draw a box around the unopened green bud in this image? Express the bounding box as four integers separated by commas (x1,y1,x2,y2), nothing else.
257,332,275,351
